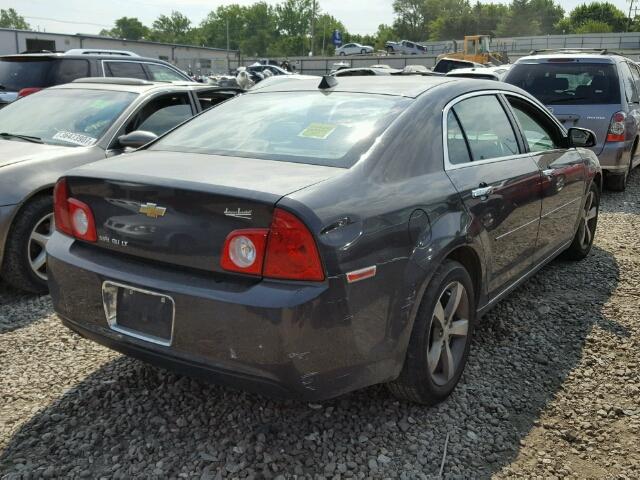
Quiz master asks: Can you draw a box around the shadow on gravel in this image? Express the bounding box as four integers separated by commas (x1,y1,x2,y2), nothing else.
0,280,52,334
0,247,623,479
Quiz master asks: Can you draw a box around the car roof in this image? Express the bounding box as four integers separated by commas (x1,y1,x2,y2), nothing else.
0,52,170,63
249,75,460,98
49,78,234,94
515,52,620,64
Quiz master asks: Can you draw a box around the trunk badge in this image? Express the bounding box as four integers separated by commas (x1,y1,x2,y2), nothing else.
224,208,252,220
139,202,167,218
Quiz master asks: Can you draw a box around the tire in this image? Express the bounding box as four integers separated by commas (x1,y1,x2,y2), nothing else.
360,49,367,55
1,195,53,293
563,181,599,261
339,52,346,56
605,164,629,191
387,260,476,405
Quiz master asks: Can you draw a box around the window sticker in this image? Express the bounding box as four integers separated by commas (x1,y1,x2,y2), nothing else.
298,123,337,140
52,131,97,147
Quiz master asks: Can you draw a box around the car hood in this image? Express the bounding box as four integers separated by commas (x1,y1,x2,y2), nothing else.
0,140,76,169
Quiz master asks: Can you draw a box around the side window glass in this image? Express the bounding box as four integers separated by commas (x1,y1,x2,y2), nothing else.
124,93,192,137
508,98,559,152
452,95,519,161
619,62,638,103
147,63,186,82
105,61,147,80
629,62,640,100
197,90,236,111
446,111,471,164
54,59,90,84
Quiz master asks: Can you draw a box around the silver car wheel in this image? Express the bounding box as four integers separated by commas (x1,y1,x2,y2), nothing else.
579,190,598,250
28,212,54,281
427,281,470,386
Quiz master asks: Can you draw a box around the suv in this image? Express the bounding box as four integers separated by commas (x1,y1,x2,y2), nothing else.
504,49,640,190
0,49,191,107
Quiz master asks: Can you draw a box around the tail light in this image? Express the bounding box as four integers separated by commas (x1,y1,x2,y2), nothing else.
606,111,626,142
53,177,97,242
220,208,324,281
17,87,41,98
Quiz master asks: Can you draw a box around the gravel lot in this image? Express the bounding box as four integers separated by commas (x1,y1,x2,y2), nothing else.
1,171,639,479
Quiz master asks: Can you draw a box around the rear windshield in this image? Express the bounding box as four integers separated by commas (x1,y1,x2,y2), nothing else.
0,88,136,146
0,58,90,91
151,91,411,168
434,60,473,74
504,62,621,105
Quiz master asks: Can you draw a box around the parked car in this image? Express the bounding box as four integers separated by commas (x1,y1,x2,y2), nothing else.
47,76,601,405
246,64,292,77
433,57,485,74
0,78,240,293
335,43,374,56
0,49,191,107
385,40,427,55
446,65,510,81
504,49,640,191
333,67,401,77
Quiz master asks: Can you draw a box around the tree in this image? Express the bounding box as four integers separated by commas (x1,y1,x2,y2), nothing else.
495,0,563,37
392,0,429,40
567,3,627,33
100,17,148,40
0,8,29,30
574,20,614,33
150,11,193,44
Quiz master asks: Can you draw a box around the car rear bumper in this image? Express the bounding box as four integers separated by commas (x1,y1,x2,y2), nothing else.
47,233,398,401
597,141,631,173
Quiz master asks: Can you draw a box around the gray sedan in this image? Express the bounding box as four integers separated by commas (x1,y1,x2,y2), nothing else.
0,78,239,293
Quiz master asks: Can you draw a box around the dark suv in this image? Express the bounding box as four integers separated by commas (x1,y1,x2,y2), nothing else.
0,49,191,107
505,49,640,191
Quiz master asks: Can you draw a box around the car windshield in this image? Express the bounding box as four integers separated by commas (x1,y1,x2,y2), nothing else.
0,59,54,91
0,88,136,146
504,62,621,105
151,91,411,168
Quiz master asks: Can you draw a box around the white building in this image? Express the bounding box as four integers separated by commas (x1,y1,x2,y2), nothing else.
0,28,238,74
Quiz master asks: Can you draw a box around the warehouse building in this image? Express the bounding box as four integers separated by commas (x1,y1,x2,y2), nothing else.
0,27,238,75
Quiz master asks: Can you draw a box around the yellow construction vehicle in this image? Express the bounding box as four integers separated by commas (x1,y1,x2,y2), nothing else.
437,35,509,66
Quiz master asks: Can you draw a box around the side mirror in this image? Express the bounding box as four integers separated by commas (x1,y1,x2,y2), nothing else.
117,130,158,149
568,127,596,148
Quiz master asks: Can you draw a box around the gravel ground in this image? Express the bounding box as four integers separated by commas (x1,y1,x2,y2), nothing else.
1,170,639,479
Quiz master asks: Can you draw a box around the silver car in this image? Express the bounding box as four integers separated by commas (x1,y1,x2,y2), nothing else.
0,78,240,292
335,43,374,56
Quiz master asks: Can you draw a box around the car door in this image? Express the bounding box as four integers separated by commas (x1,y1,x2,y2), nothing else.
504,93,586,263
444,93,542,297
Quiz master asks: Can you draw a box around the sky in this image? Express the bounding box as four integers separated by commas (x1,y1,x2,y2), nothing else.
0,0,634,37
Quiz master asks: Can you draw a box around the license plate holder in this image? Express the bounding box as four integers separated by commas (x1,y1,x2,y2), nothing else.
102,281,174,346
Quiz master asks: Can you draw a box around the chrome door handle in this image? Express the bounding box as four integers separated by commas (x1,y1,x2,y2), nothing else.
542,169,555,177
471,186,493,198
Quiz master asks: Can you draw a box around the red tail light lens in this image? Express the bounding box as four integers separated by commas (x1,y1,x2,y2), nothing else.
263,208,324,281
220,208,324,281
53,177,97,242
220,229,268,275
53,178,73,236
17,87,41,98
606,111,626,142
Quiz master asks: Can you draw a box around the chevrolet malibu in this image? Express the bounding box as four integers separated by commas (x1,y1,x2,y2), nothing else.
47,76,601,404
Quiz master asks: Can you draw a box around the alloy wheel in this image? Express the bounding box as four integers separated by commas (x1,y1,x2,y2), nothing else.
28,212,54,281
578,191,598,250
427,281,470,386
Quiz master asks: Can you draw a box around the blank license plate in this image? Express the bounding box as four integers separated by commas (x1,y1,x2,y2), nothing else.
102,282,174,346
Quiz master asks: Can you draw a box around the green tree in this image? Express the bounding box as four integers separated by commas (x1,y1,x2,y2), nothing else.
0,8,29,30
392,0,429,40
574,20,614,33
567,2,627,33
99,17,148,40
495,0,563,37
150,11,193,44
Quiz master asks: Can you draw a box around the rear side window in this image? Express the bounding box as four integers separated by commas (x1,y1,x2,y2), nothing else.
450,95,519,162
505,62,620,105
53,59,90,84
105,61,147,80
446,111,471,164
146,63,186,82
619,62,639,103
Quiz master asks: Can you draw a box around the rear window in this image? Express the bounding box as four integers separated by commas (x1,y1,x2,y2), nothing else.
151,91,411,168
0,58,90,91
434,60,473,74
504,62,620,105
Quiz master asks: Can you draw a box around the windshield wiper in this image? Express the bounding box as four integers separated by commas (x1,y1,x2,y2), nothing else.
546,96,589,105
0,132,43,144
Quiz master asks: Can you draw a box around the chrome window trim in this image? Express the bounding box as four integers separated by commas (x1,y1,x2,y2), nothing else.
442,89,568,171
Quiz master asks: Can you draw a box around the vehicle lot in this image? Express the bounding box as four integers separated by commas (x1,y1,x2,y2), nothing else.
1,172,639,479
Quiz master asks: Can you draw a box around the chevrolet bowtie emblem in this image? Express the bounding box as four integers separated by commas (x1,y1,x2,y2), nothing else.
139,202,166,218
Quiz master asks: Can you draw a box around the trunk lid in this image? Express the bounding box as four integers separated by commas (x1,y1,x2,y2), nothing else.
547,104,619,156
66,151,342,273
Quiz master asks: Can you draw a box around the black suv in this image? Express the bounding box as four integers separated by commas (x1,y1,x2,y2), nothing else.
0,49,191,107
